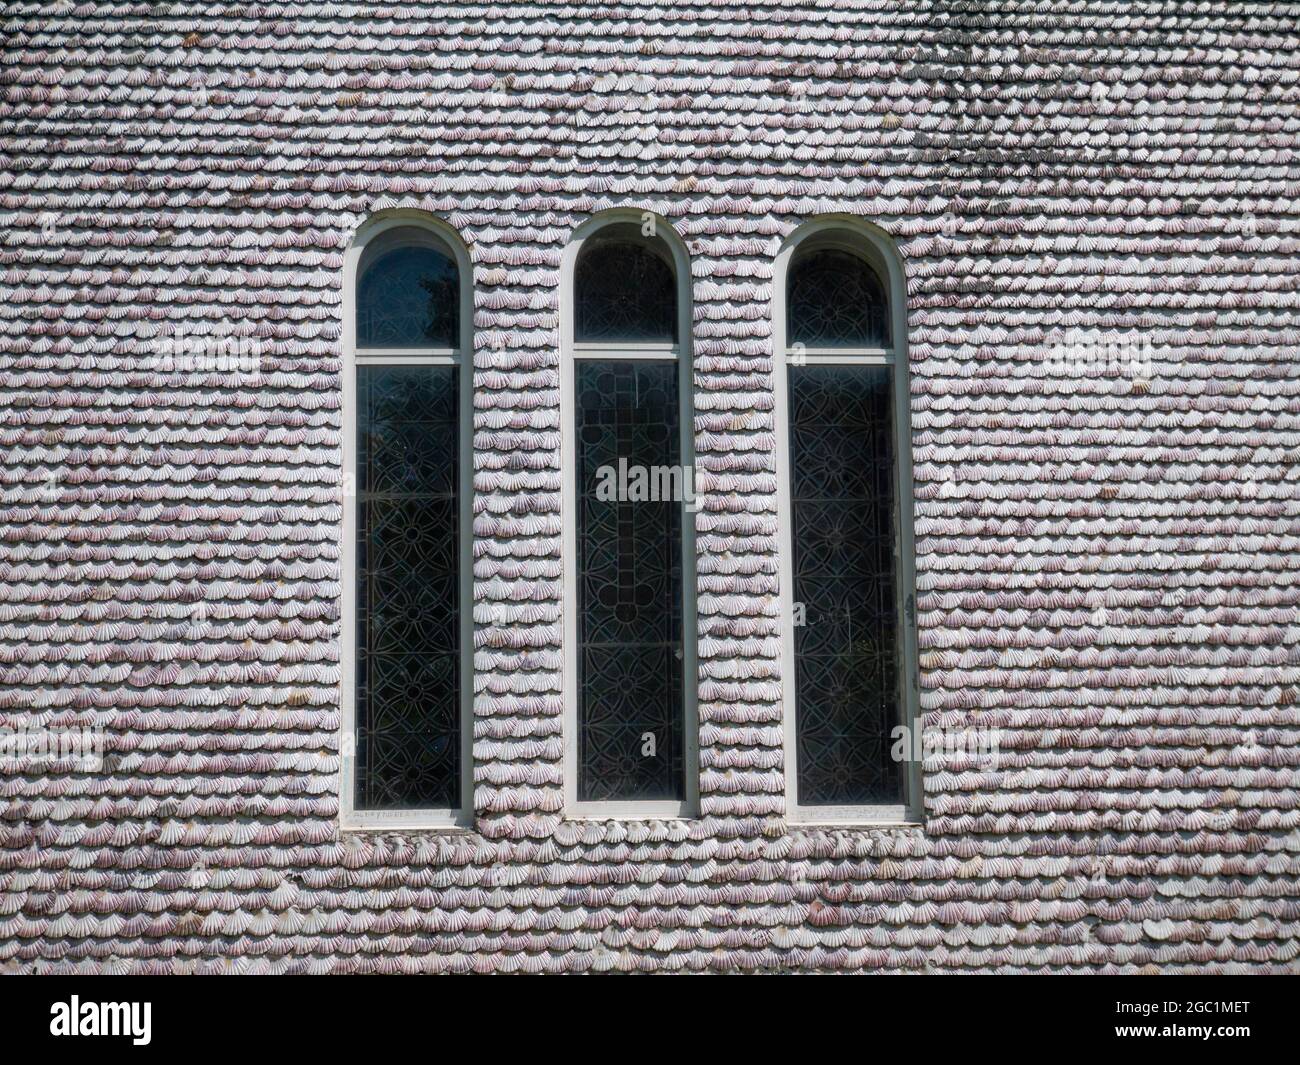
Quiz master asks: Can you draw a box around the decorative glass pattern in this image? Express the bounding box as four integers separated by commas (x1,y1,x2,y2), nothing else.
357,243,459,348
575,238,677,343
575,360,684,802
355,365,460,810
787,248,890,348
789,364,901,806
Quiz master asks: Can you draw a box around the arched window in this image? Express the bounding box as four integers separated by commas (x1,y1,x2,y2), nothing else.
560,213,698,816
340,215,473,829
774,220,920,823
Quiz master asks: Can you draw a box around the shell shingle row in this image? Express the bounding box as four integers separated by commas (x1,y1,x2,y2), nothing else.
1,1,1298,973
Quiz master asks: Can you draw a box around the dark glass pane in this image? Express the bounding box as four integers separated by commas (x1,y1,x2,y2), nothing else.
789,364,901,806
575,360,684,801
355,365,460,810
357,243,459,348
575,238,677,343
787,248,890,348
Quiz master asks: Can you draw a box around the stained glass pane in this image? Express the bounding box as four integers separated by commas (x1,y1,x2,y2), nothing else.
789,364,901,806
357,240,459,348
575,360,684,802
575,236,677,343
787,248,890,348
355,365,460,810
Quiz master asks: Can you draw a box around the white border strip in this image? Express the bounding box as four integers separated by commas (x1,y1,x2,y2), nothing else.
773,216,923,826
559,209,700,820
340,210,475,832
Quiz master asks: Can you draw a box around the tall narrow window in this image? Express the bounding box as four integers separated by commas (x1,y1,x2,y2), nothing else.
561,213,697,816
341,217,472,829
775,221,920,823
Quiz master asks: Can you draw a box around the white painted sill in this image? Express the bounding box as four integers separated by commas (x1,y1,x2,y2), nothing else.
786,806,925,830
788,820,924,831
339,811,472,834
565,800,697,821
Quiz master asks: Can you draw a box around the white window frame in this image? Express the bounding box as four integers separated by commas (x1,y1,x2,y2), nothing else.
339,210,475,831
559,208,700,819
773,216,922,826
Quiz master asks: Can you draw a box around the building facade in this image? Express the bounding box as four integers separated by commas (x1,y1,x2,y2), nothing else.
1,1,1298,973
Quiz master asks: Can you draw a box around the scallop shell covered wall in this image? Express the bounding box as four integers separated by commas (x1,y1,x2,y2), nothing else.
0,1,1298,973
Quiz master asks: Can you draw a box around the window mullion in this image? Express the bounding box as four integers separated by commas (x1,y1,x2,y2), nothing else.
356,349,460,365
573,346,679,361
785,348,894,365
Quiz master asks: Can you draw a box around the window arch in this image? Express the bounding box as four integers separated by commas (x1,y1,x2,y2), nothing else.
340,212,473,830
355,227,460,348
787,246,890,348
773,218,920,823
573,228,677,343
560,211,698,817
